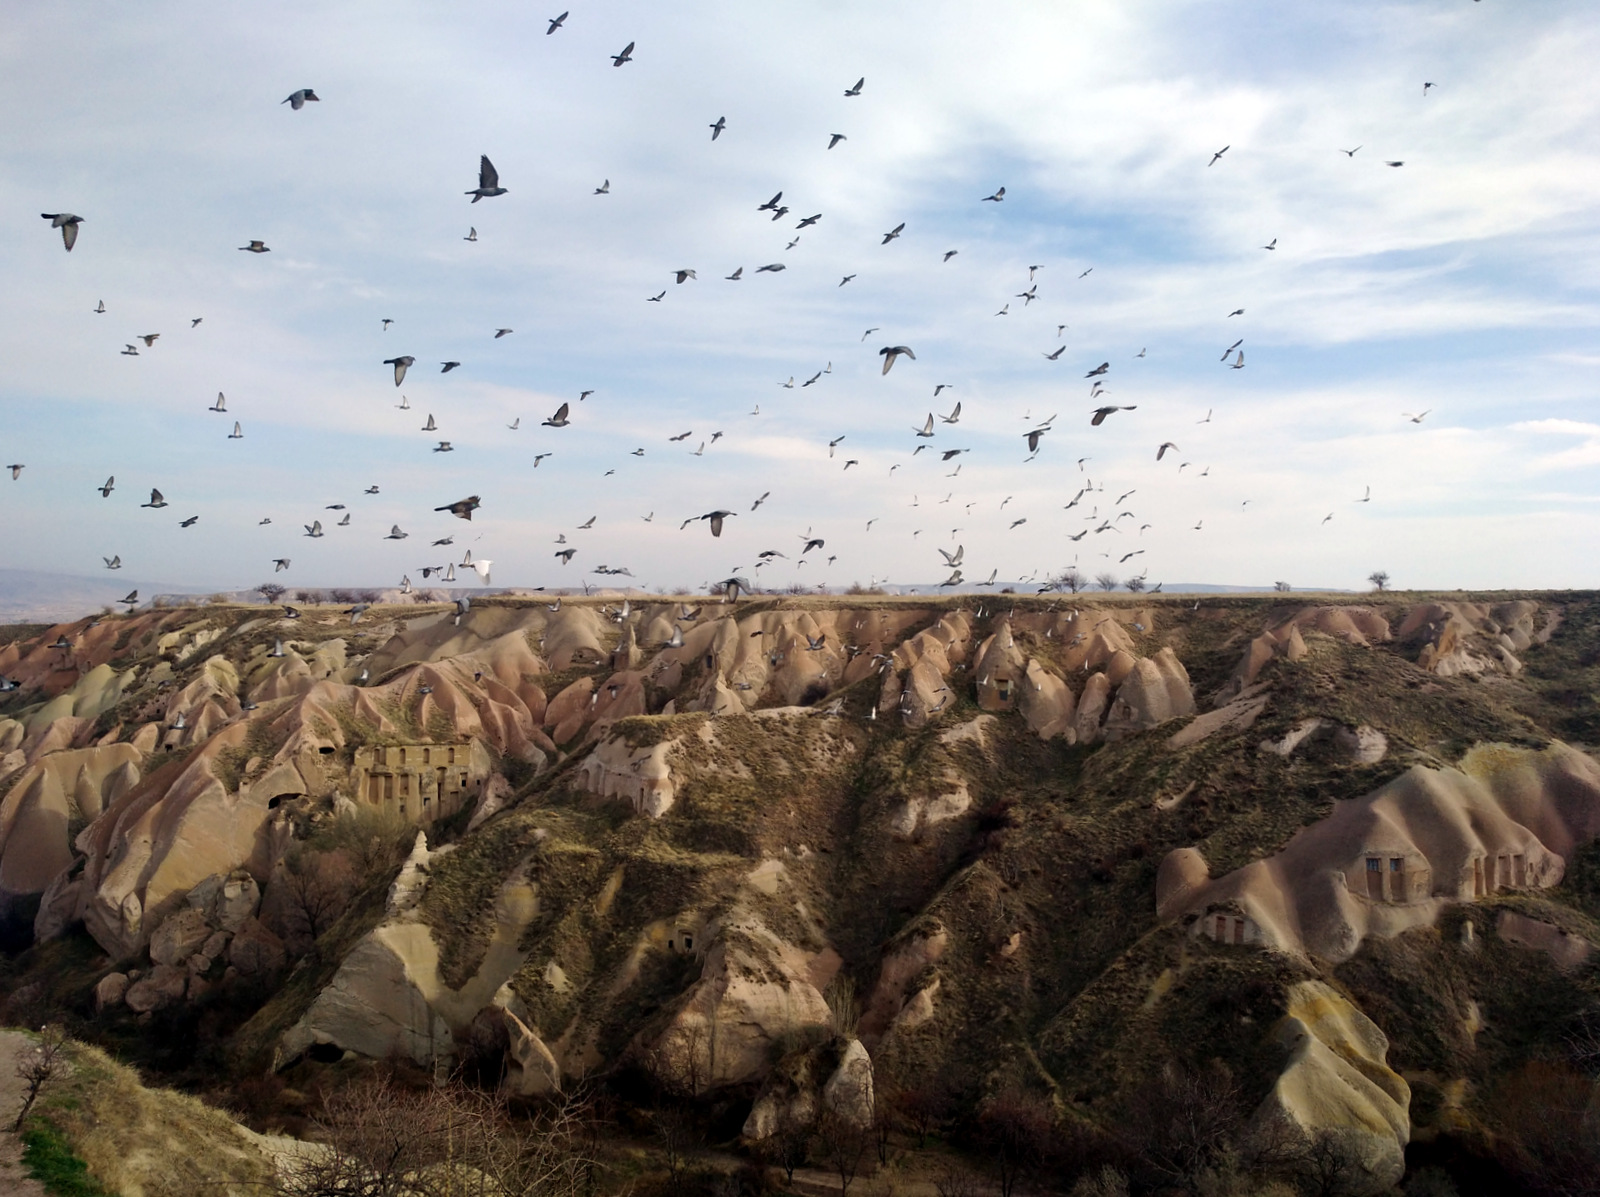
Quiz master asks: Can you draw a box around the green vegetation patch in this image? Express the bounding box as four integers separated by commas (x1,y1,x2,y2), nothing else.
22,1123,118,1197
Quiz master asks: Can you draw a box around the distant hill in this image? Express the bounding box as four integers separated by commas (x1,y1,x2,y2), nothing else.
0,568,191,625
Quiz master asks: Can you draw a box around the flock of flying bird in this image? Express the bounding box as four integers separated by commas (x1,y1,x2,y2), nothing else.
16,15,1446,601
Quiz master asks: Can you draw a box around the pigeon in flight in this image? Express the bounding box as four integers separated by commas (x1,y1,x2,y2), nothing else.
467,156,507,202
844,77,864,96
305,520,324,537
1228,308,1245,317
674,269,697,283
103,556,121,570
179,516,199,528
710,116,726,140
542,402,571,427
441,361,461,372
385,525,408,540
726,267,744,280
1044,346,1066,361
141,488,167,508
797,213,821,229
273,558,290,571
547,11,567,33
756,263,785,273
95,300,105,313
879,345,915,374
611,41,635,66
433,441,453,452
1340,146,1362,157
1208,145,1230,166
41,212,83,251
1090,406,1137,425
941,403,962,424
98,476,114,497
229,421,243,439
1262,238,1276,250
282,89,320,109
693,510,736,537
1230,350,1245,369
435,495,481,520
1404,410,1431,423
647,291,665,302
914,414,935,437
385,356,414,385
839,274,855,286
882,222,905,244
1221,338,1243,361
752,492,770,510
1157,442,1179,460
981,187,1005,202
828,133,847,149
1024,428,1048,453
239,240,270,253
1085,362,1110,378
1386,161,1404,168
594,179,610,194
494,328,512,338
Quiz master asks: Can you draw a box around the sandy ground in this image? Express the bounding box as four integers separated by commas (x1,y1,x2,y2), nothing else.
0,1031,48,1197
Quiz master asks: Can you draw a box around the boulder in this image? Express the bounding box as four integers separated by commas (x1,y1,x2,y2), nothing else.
125,963,188,1013
187,870,261,932
821,1038,875,1128
228,917,288,976
149,907,214,966
95,972,130,1011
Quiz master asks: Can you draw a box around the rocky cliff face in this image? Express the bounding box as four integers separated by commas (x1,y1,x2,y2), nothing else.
3,591,1599,1195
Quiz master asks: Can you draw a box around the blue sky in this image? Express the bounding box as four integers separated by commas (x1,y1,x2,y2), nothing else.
2,0,1597,593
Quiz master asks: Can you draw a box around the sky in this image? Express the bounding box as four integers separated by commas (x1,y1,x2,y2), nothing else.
2,0,1598,595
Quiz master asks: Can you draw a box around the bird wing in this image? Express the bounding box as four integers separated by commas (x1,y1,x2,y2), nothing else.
553,402,569,422
62,222,79,251
479,156,499,189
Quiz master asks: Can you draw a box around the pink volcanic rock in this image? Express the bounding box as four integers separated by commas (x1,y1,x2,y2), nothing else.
1160,742,1600,962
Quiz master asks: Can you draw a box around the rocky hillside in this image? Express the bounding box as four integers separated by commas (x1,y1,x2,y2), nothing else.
2,592,1598,1194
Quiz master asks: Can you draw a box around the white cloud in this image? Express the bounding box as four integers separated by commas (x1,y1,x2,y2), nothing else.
1,0,1598,592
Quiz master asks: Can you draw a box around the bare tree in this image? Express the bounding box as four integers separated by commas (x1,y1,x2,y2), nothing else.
1123,577,1146,594
825,976,860,1038
1052,567,1085,594
275,847,354,954
977,1088,1054,1197
1289,1129,1371,1197
651,1105,701,1192
1123,1061,1244,1191
273,1076,596,1197
257,582,287,603
895,1081,951,1148
933,1162,982,1197
1094,573,1119,593
811,1109,871,1197
11,1024,69,1131
1368,571,1390,592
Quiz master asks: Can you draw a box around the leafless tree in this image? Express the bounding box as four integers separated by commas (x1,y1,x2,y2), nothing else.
1289,1129,1371,1197
1094,573,1119,593
273,1076,595,1197
1273,581,1292,593
1368,571,1390,592
977,1088,1054,1197
276,847,354,953
933,1162,982,1197
1052,567,1085,594
11,1024,69,1131
754,1107,811,1187
1123,1061,1245,1191
1123,577,1146,594
894,1081,951,1148
257,582,287,603
811,1109,872,1197
825,977,860,1038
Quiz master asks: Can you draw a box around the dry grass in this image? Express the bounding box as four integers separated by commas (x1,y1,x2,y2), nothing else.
40,1040,275,1197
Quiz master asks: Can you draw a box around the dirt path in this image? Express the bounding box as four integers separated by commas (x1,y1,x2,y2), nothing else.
0,1030,48,1197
